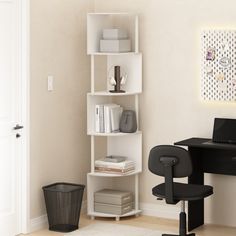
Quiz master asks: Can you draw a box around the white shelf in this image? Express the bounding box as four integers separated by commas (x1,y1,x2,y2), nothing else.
88,13,136,16
90,133,142,174
87,12,142,220
88,131,142,136
88,209,142,218
87,95,140,134
90,53,142,94
91,52,138,56
87,175,141,220
87,13,138,54
107,54,142,93
88,91,141,96
88,170,142,177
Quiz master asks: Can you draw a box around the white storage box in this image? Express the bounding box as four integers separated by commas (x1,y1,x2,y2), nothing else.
100,39,131,53
94,189,133,205
103,29,128,39
94,202,133,215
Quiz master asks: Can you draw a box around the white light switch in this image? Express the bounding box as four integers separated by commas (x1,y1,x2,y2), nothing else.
48,76,54,91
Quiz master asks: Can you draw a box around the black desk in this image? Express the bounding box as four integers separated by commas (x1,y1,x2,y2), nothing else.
174,137,236,231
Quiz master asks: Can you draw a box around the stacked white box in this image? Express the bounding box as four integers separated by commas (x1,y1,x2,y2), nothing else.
100,39,131,53
94,189,133,215
103,29,128,39
100,28,131,53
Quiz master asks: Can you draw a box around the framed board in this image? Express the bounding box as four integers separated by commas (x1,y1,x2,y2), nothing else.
201,30,236,101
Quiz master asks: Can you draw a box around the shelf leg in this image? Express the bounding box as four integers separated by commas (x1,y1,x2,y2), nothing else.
135,174,139,211
116,216,120,221
135,95,139,130
91,216,95,220
91,136,95,171
91,55,95,93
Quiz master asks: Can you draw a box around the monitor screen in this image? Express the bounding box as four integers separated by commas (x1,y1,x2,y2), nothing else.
213,118,236,143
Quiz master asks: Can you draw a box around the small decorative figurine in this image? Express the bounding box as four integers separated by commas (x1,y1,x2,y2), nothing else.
206,47,216,61
206,66,213,75
215,73,225,81
219,57,231,68
108,65,127,93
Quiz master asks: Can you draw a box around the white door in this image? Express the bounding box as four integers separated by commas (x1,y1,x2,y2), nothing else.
0,0,23,235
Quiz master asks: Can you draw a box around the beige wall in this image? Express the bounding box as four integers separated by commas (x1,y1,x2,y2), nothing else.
30,0,93,218
31,0,236,227
92,0,236,227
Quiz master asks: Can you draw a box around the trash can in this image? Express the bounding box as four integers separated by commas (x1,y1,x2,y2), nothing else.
42,182,85,232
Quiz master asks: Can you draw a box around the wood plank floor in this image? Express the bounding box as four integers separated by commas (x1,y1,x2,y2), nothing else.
24,214,236,236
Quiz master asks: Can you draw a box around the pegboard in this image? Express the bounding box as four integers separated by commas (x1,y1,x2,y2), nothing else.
201,30,236,101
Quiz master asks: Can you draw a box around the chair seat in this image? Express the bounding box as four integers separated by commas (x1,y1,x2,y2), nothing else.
152,182,213,201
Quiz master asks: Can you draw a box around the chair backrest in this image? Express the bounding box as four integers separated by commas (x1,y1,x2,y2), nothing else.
148,145,192,178
148,145,193,204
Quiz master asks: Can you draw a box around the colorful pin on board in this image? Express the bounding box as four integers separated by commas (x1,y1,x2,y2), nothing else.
219,57,231,68
206,66,213,75
215,73,225,81
206,47,216,61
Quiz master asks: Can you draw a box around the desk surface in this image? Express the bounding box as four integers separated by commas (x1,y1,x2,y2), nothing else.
174,137,236,150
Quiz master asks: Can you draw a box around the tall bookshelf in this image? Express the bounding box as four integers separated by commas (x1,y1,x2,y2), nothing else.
87,13,142,221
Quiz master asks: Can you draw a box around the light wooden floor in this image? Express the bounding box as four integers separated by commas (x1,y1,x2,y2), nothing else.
24,214,236,236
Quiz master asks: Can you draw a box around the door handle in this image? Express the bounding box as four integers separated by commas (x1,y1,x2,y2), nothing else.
13,124,24,130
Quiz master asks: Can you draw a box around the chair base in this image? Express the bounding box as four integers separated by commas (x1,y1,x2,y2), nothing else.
162,234,195,236
162,202,196,236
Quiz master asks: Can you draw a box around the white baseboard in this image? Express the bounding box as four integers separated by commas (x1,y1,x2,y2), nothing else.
30,214,48,233
29,201,179,233
29,201,236,230
30,200,87,233
140,202,179,220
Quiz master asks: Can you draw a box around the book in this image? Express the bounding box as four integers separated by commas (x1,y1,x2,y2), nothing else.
99,105,104,132
95,105,100,132
95,103,122,133
95,160,135,169
95,166,135,175
110,106,123,132
104,104,120,133
95,166,135,173
104,155,127,163
95,104,105,133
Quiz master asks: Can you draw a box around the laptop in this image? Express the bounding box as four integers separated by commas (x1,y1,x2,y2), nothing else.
212,118,236,144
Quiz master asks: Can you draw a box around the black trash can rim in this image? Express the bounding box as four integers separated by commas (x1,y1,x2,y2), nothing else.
42,182,85,193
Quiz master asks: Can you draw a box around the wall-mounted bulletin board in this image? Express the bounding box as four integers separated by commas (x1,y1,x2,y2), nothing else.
201,30,236,101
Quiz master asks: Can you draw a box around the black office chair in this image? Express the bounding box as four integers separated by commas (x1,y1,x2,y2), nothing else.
148,145,213,236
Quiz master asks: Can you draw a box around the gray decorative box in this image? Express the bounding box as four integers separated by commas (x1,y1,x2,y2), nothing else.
103,29,128,40
94,202,133,215
100,39,131,53
94,189,133,205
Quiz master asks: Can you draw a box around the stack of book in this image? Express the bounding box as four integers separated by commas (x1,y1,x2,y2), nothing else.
95,159,135,175
95,103,123,133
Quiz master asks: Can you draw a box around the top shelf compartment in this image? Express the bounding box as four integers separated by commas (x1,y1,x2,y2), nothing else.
87,13,139,55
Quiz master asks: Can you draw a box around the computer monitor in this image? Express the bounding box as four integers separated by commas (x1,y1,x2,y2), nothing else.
213,118,236,144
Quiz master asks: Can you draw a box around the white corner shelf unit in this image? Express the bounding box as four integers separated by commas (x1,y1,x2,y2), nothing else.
87,12,142,221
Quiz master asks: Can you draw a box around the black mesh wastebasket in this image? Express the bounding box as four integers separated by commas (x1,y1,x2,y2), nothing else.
42,182,85,232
